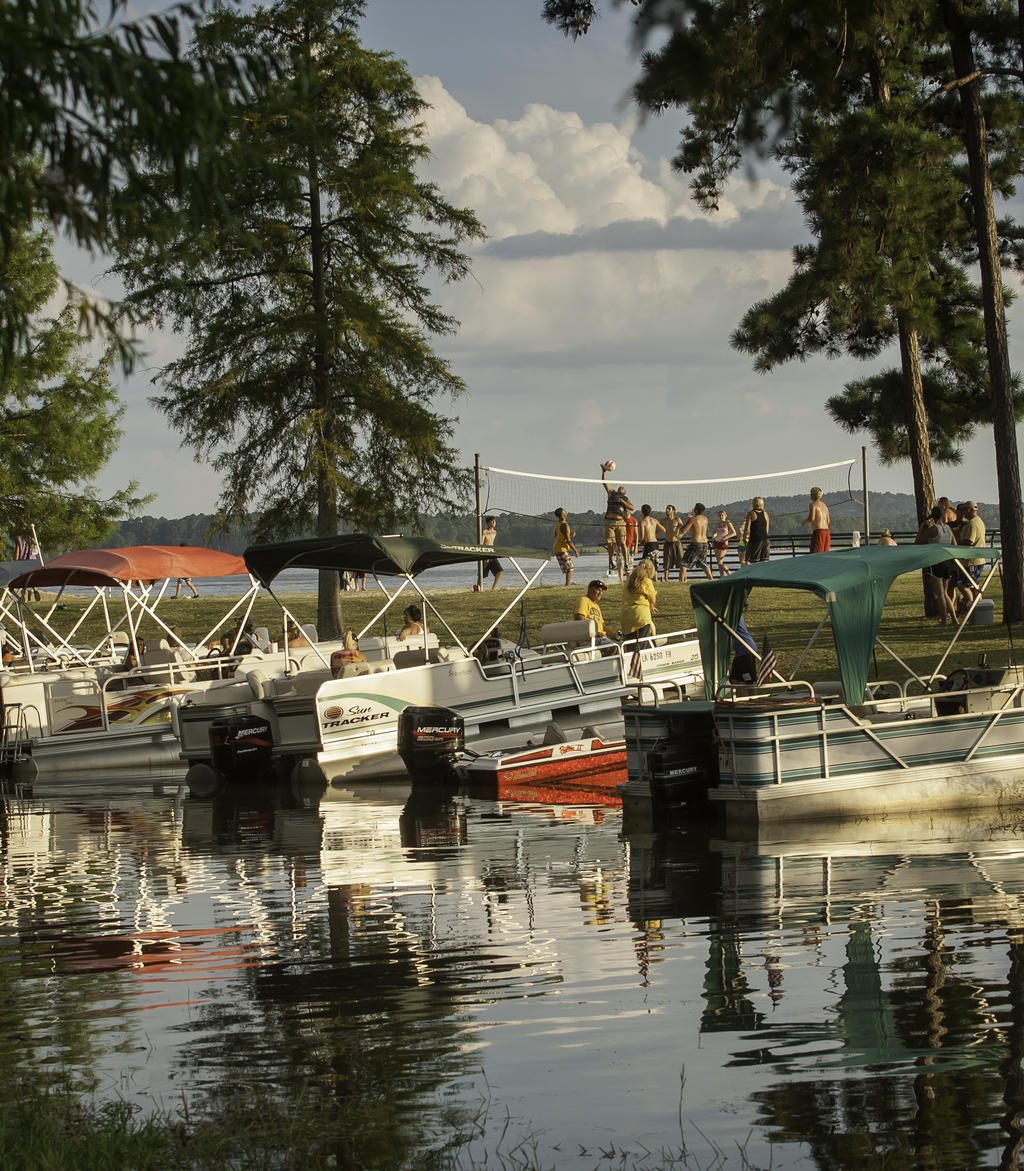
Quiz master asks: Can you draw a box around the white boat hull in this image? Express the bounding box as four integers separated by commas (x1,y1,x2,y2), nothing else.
2,648,311,778
178,634,704,783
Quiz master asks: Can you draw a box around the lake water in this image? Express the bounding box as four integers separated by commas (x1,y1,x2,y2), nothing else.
3,766,1023,1168
192,552,629,597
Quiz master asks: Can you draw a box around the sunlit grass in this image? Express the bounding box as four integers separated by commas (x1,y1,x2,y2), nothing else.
20,572,1023,686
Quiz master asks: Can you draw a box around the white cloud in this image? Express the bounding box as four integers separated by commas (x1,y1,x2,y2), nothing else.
417,76,698,239
90,70,1020,515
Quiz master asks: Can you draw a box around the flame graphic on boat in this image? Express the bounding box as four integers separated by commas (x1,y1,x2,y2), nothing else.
54,686,189,733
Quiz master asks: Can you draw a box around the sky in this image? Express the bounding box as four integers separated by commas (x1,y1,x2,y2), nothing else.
87,0,1024,518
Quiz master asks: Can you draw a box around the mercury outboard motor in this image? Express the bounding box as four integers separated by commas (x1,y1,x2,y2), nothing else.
397,705,464,785
209,713,274,779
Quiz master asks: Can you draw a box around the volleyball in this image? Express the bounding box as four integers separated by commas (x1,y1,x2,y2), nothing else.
603,459,616,472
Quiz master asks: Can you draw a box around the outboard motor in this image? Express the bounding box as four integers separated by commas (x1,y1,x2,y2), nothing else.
209,713,274,779
397,705,464,785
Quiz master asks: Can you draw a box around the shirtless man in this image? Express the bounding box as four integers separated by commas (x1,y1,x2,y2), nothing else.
480,516,503,589
679,503,714,582
601,464,634,581
802,487,831,552
662,505,683,581
638,504,664,568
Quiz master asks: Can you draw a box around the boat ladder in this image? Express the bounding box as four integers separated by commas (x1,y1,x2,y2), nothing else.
0,704,30,767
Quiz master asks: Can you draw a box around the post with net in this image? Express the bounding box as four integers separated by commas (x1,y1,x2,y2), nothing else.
862,446,870,542
474,453,483,591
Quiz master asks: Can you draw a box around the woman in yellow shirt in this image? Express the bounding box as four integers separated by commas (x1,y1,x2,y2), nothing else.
620,559,658,643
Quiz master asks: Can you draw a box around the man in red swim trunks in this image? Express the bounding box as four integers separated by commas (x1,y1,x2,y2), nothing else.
802,487,831,552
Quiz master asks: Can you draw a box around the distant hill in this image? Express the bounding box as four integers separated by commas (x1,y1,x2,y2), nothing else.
98,491,1001,555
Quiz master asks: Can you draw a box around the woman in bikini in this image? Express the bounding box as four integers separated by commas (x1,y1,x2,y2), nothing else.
711,510,737,577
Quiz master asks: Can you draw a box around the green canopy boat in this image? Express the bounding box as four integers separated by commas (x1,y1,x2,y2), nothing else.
623,543,1020,835
690,544,1000,705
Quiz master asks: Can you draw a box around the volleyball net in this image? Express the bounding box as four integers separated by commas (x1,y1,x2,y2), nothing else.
478,459,862,532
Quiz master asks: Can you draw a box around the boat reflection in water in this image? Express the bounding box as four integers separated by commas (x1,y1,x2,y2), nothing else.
3,767,1024,1167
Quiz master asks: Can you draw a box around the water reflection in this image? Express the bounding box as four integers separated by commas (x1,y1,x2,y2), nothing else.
4,770,1024,1167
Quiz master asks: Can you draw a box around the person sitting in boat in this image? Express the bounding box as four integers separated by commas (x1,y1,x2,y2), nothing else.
573,580,616,643
123,638,145,671
396,604,425,641
284,620,312,647
620,560,657,647
108,638,146,688
231,617,267,654
330,631,367,677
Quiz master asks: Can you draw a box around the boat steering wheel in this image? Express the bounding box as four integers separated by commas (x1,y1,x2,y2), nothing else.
942,668,970,693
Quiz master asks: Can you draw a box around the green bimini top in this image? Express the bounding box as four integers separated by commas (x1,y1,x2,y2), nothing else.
244,533,548,589
689,544,1000,704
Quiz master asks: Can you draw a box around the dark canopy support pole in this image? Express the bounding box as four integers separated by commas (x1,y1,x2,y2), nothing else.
475,453,483,591
862,447,870,542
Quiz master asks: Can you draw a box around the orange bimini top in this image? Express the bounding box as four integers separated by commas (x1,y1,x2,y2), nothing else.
8,546,248,590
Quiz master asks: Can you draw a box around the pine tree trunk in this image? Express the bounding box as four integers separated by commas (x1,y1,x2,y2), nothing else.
942,0,1024,623
307,130,342,642
896,316,935,523
897,317,938,616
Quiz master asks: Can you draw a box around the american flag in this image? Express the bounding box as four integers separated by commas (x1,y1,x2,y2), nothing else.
757,635,777,686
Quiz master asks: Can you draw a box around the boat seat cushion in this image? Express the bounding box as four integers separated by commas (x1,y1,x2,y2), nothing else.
393,647,446,669
542,722,567,744
541,619,597,646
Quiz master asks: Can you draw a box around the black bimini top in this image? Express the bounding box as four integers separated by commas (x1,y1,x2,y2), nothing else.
243,534,548,588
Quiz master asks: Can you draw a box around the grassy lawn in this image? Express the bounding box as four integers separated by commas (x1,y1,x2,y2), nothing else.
16,573,1023,686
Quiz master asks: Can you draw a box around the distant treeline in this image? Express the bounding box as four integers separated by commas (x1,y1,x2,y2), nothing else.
99,490,1000,555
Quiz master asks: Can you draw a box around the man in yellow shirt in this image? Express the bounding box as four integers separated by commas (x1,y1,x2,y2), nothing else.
573,580,615,640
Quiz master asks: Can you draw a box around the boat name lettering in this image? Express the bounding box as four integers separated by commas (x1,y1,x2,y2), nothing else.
322,710,393,730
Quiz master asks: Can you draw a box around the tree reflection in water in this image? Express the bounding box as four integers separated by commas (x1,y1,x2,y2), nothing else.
4,778,1024,1165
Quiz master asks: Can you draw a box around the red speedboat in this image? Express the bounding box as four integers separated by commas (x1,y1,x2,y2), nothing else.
460,729,625,806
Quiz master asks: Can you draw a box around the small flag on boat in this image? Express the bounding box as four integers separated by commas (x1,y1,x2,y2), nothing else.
629,643,642,677
757,635,777,686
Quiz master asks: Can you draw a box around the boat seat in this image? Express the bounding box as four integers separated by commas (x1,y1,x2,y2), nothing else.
541,619,597,648
196,678,255,706
352,635,386,659
391,632,440,654
246,660,395,701
393,647,446,669
301,623,318,643
580,725,601,739
140,648,181,681
261,668,333,700
542,722,567,744
336,661,372,678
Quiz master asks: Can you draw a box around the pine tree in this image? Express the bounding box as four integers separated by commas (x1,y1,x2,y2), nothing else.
0,220,145,551
114,0,483,638
0,0,268,367
545,0,1024,619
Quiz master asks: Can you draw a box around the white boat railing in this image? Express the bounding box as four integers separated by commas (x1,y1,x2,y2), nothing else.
90,655,243,734
0,703,30,765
